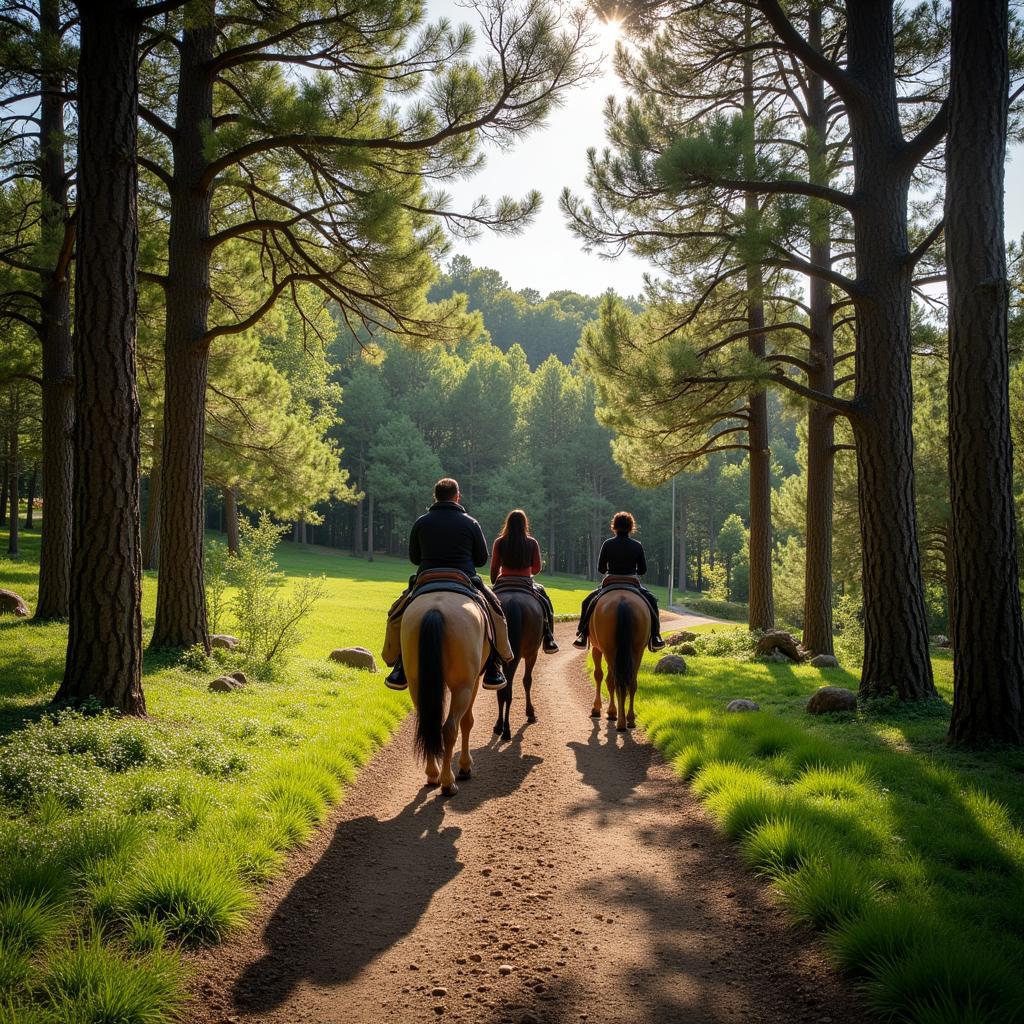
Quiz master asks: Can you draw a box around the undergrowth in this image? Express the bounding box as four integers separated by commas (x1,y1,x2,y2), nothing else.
638,648,1024,1023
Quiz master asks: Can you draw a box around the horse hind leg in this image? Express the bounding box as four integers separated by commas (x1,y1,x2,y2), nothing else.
591,651,604,718
626,682,637,729
441,687,473,796
523,653,538,723
458,703,475,779
606,672,617,721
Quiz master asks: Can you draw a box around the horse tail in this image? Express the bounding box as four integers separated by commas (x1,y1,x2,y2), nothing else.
505,597,523,663
614,598,634,703
414,609,446,764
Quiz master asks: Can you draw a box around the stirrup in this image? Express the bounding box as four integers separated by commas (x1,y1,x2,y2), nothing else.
481,659,508,691
384,662,408,691
572,636,588,649
651,636,667,651
543,637,559,653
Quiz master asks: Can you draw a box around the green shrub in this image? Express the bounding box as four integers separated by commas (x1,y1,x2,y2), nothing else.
0,894,65,954
693,627,759,659
119,847,253,943
773,855,879,929
43,937,183,1024
0,937,31,992
743,817,824,875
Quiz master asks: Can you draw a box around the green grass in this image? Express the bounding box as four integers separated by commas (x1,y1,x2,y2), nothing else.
636,639,1024,1023
0,522,631,1023
0,525,423,1022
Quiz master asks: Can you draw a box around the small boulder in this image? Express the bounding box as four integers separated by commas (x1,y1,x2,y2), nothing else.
726,699,760,713
228,671,248,686
809,654,839,669
210,634,239,650
765,650,790,663
329,646,378,672
807,685,857,715
208,675,243,693
0,589,29,618
667,630,697,645
755,629,805,663
675,642,697,656
932,634,951,649
653,654,687,675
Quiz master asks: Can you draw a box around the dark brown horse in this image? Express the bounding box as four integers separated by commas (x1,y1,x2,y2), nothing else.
493,588,544,741
589,590,648,730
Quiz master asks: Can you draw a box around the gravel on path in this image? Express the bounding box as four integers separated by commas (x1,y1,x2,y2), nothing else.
188,615,866,1024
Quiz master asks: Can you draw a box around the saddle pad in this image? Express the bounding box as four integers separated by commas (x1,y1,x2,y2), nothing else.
601,574,641,588
416,568,475,588
409,580,497,650
493,576,537,594
594,583,656,648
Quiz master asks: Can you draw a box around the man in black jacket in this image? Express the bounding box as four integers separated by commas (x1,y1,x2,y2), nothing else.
382,478,514,690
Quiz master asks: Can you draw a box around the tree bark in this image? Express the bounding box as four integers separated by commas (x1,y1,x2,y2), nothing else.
35,0,74,619
742,23,775,633
56,0,145,714
151,8,216,651
801,3,836,656
846,2,935,700
142,427,162,570
0,443,7,528
945,0,1024,744
7,398,19,558
224,485,239,555
24,463,37,529
367,492,374,561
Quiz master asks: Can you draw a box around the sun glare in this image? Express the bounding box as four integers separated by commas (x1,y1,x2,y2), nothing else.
598,10,624,47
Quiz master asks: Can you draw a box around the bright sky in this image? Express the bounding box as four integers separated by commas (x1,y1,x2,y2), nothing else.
429,0,1024,299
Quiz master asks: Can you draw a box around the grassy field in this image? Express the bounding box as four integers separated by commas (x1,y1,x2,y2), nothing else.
0,524,633,1022
636,628,1024,1024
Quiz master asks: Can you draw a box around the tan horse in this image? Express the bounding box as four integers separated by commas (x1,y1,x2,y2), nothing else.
401,591,489,796
589,590,648,730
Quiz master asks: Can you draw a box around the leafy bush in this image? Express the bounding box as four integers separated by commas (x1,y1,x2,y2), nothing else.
693,627,758,659
231,512,326,666
832,594,865,667
204,538,231,636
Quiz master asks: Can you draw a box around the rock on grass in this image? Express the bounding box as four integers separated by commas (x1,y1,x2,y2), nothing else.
329,647,378,672
806,686,857,714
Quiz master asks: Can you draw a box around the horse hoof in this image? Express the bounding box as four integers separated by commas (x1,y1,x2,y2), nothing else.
590,709,601,718
425,778,440,788
501,729,512,741
441,783,459,797
606,712,616,721
493,723,502,735
617,724,627,732
526,712,537,723
457,767,472,780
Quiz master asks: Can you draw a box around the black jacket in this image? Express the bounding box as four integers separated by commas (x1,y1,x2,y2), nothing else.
598,533,647,576
409,501,488,575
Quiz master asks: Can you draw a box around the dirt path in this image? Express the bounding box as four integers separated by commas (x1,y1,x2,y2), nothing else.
190,616,865,1024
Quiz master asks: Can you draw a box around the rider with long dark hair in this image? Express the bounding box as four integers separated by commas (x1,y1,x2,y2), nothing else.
573,511,666,650
490,509,559,653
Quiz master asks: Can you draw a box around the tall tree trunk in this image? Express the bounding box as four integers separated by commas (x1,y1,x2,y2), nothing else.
56,0,144,714
24,463,37,529
845,2,935,700
0,442,7,528
802,4,836,656
945,0,1024,744
299,512,307,545
7,399,19,558
224,485,239,555
678,492,687,592
35,0,74,619
142,427,162,570
742,24,775,632
353,497,364,555
696,534,703,590
366,492,374,562
151,9,216,651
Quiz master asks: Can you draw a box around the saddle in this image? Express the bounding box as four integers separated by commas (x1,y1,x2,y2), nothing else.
588,575,658,651
493,575,545,614
389,568,499,650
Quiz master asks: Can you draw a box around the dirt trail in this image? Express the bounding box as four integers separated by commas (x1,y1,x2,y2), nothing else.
190,616,865,1024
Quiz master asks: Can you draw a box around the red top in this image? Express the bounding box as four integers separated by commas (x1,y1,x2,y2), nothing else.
490,536,542,581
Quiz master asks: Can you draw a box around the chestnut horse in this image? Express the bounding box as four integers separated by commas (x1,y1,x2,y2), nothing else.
401,591,489,796
492,589,543,741
588,590,649,731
